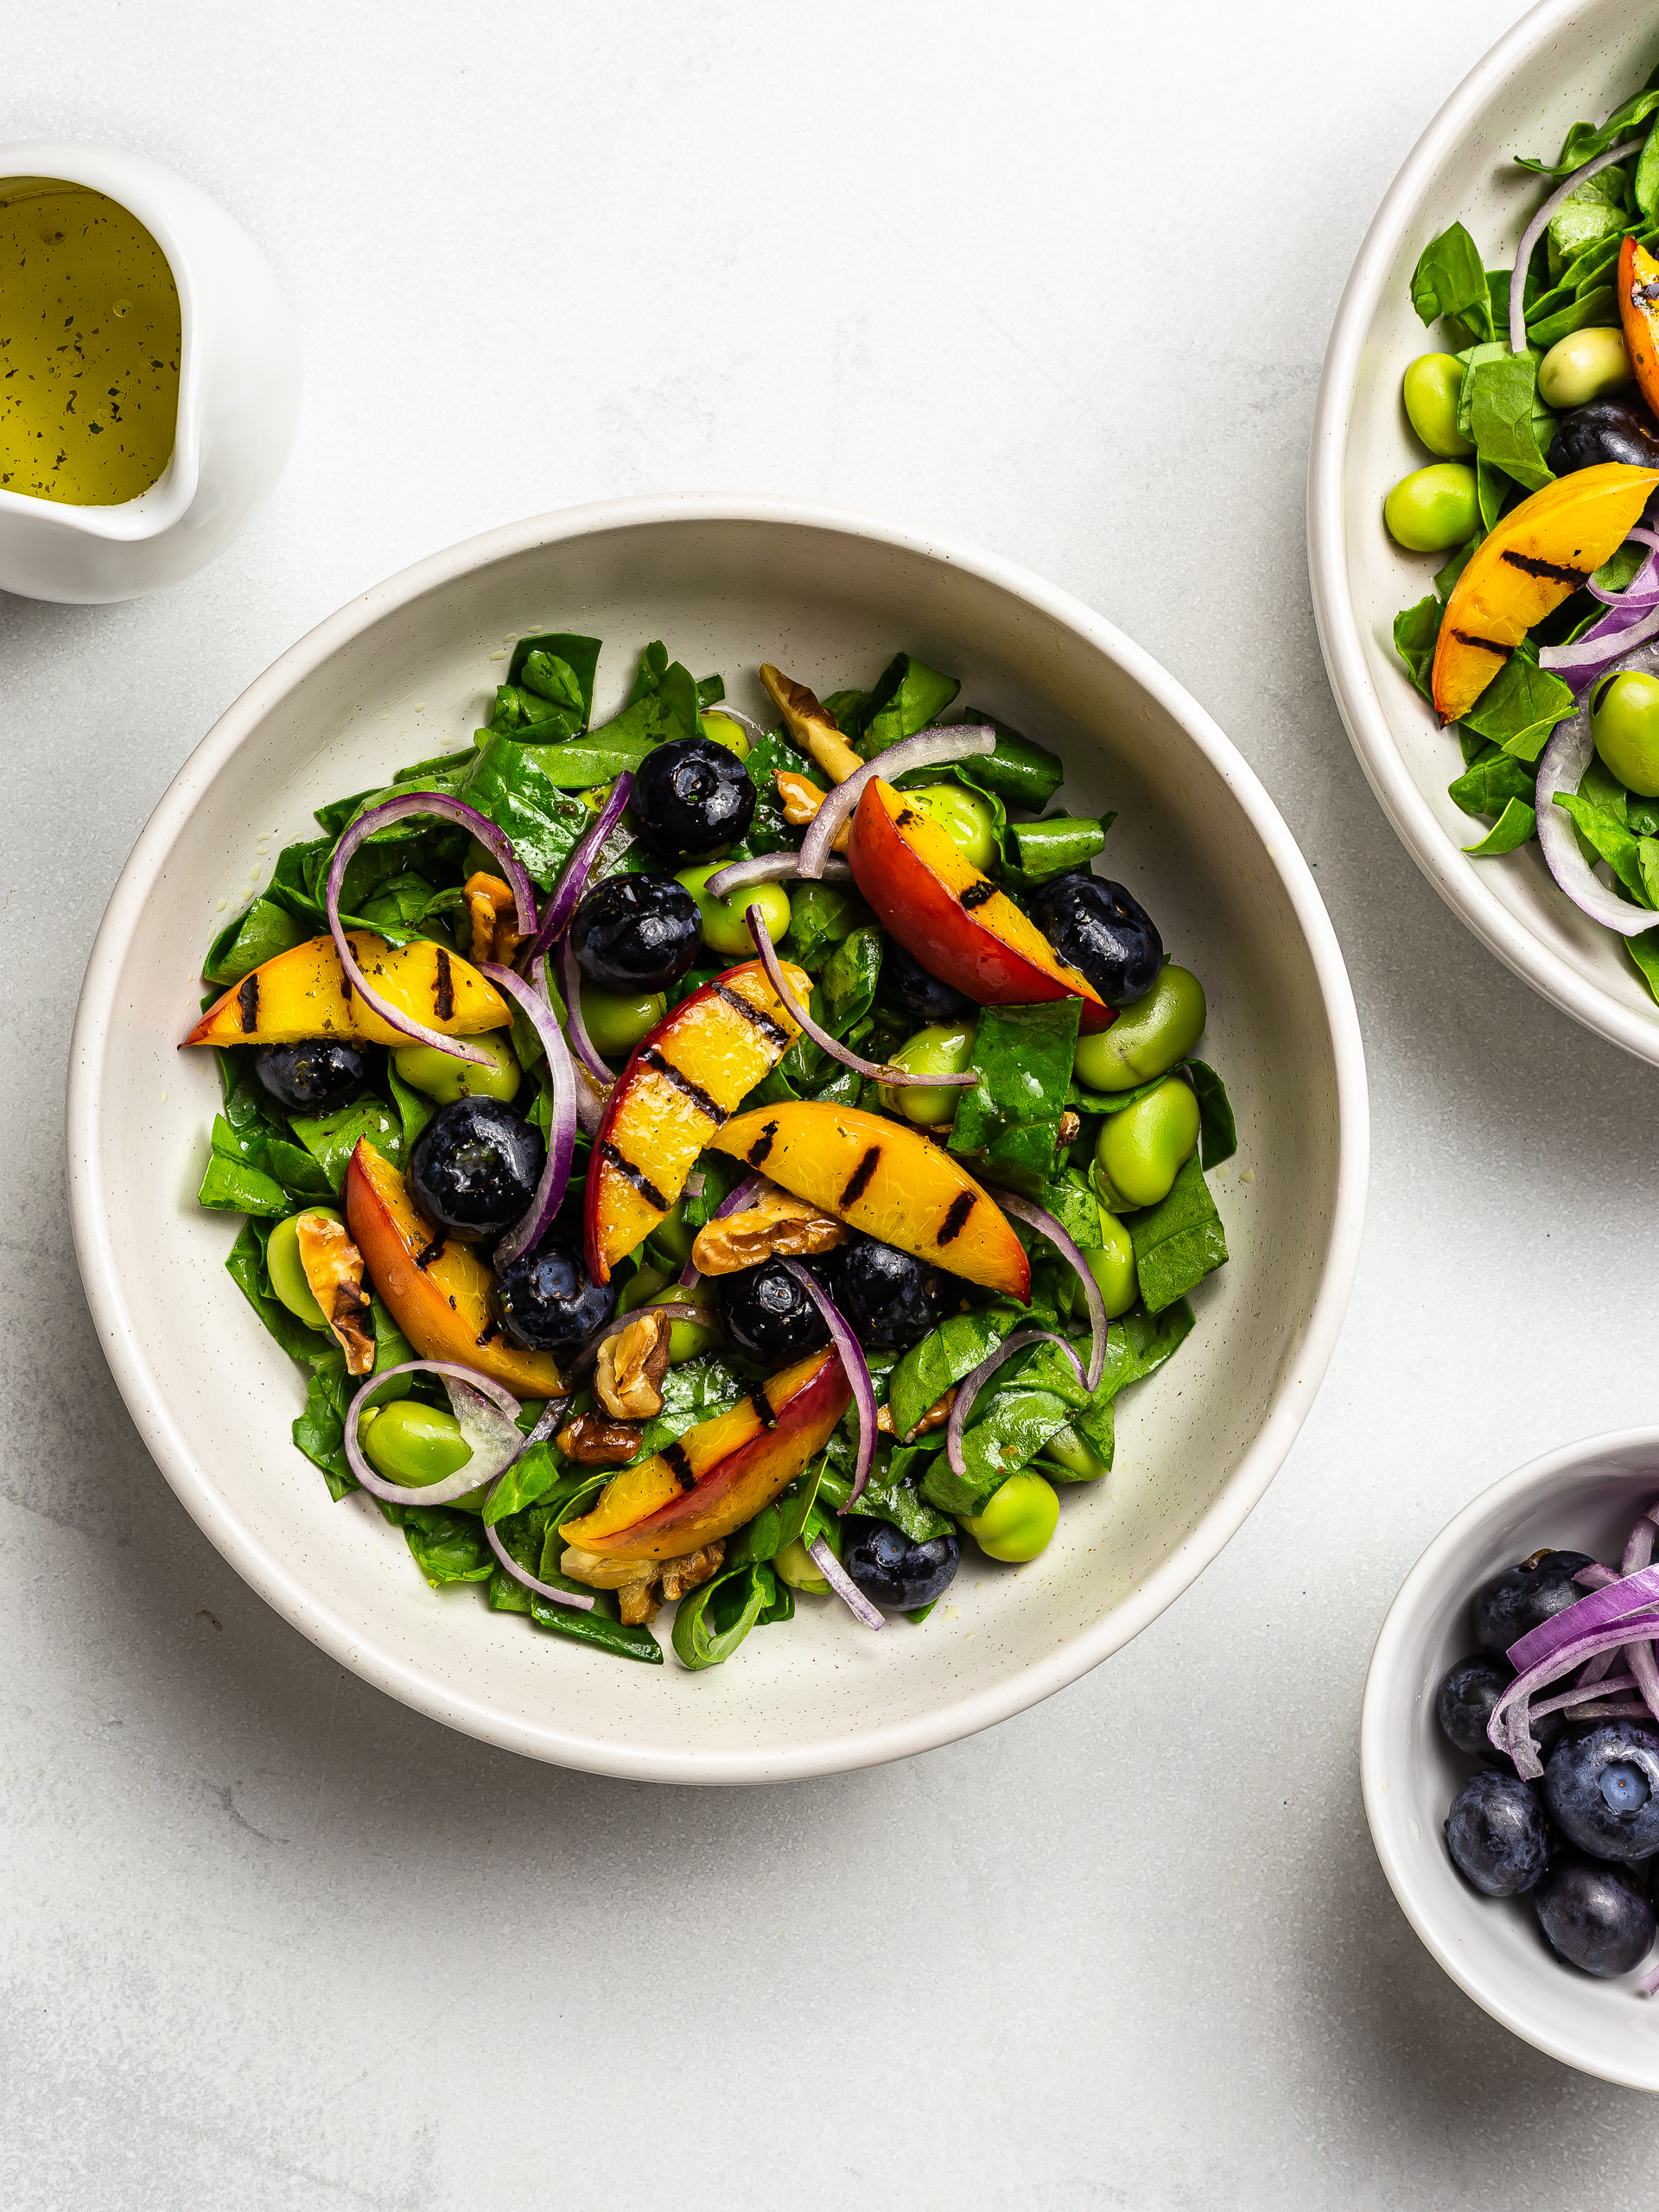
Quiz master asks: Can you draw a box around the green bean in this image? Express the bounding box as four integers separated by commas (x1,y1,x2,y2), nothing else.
1593,671,1659,796
1538,326,1632,410
1083,1212,1138,1318
363,1400,474,1487
906,783,998,871
580,982,666,1058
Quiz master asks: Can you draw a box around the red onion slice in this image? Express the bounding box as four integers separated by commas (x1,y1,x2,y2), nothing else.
1534,683,1659,937
1540,599,1659,685
796,724,996,879
1507,1562,1659,1673
746,906,977,1088
521,772,634,969
1528,1672,1640,1719
559,932,614,1083
706,850,854,900
944,1328,1087,1479
994,1192,1108,1391
1622,1501,1659,1575
699,702,768,747
780,1261,876,1508
1489,1618,1659,1776
807,1535,885,1630
678,1170,772,1289
345,1359,526,1506
478,957,578,1266
482,1516,597,1611
1508,139,1645,356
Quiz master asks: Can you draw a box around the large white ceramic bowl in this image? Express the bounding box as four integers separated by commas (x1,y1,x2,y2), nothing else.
67,496,1367,1783
1363,1429,1659,2090
1309,0,1659,1065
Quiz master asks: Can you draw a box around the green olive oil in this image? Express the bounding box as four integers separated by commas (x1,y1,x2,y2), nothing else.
0,179,181,505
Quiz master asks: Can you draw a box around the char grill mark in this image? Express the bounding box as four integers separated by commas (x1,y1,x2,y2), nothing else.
237,974,259,1032
751,1382,777,1429
840,1145,881,1209
642,1047,727,1126
937,1191,976,1245
715,982,789,1051
663,1439,696,1492
959,880,995,910
433,947,455,1021
1452,632,1513,663
746,1118,779,1168
1500,548,1590,588
416,1236,446,1271
601,1141,668,1213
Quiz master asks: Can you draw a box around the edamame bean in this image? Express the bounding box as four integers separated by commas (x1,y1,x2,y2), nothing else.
266,1208,340,1329
394,1031,521,1105
363,1399,474,1486
1039,1424,1112,1483
906,784,999,872
1402,353,1474,457
1083,1211,1138,1318
961,1471,1059,1561
772,1535,830,1592
877,1020,977,1126
676,863,792,957
659,1286,721,1363
1594,671,1659,795
700,710,750,760
1094,1077,1200,1211
1538,325,1633,410
580,981,666,1058
1384,462,1478,552
1073,964,1205,1091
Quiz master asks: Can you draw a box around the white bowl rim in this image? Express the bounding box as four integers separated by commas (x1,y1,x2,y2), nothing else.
67,491,1370,1783
1360,1422,1659,2088
1305,0,1659,1067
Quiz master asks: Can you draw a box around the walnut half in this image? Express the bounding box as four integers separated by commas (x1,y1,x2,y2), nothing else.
760,662,865,785
295,1211,376,1374
876,1387,956,1442
556,1411,646,1466
594,1310,672,1421
465,871,523,969
691,1188,848,1275
559,1540,728,1625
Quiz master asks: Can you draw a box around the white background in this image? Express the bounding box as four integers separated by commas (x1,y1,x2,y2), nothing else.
4,1,1656,2203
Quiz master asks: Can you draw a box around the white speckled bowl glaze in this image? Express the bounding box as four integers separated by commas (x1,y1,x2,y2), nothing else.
1363,1430,1659,2091
1309,0,1659,1065
67,497,1367,1783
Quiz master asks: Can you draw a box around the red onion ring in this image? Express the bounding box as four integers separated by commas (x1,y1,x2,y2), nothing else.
706,850,855,900
993,1192,1108,1391
807,1535,885,1630
1528,1672,1640,1719
1508,1563,1659,1673
1508,139,1644,356
559,932,614,1084
325,794,540,1065
745,906,977,1088
345,1359,526,1506
1491,1619,1659,1776
699,702,768,747
944,1328,1086,1479
520,772,634,970
780,1261,876,1508
1534,669,1659,936
678,1170,772,1289
482,1516,598,1611
1540,599,1659,685
796,724,996,879
478,957,579,1266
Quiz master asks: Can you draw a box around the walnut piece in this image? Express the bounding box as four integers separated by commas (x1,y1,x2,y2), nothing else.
760,662,865,785
295,1212,375,1374
691,1188,848,1275
556,1411,646,1466
772,769,851,853
1058,1109,1081,1147
562,1539,728,1624
464,870,523,968
876,1387,956,1441
594,1310,671,1420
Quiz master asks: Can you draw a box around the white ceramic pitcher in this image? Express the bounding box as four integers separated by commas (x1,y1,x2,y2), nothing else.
0,142,300,603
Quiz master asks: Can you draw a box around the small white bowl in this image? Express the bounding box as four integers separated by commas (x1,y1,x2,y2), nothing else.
0,142,299,603
1308,0,1659,1066
67,495,1367,1783
1363,1428,1659,2090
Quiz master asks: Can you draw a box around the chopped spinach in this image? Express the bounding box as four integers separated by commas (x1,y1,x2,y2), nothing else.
1128,1155,1228,1314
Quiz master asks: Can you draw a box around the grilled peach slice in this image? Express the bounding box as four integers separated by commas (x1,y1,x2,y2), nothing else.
343,1139,563,1397
847,777,1112,1032
1431,462,1659,721
1619,235,1659,421
709,1101,1029,1300
185,933,511,1049
560,1348,849,1563
584,956,810,1283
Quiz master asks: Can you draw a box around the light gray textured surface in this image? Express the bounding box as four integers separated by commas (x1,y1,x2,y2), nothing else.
4,1,1656,2203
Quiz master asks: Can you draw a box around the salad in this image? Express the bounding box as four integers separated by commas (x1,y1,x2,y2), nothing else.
183,630,1235,1671
1435,1498,1659,1994
1386,62,1659,998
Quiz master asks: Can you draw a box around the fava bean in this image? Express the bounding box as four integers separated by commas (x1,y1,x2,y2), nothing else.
1538,325,1633,410
1402,352,1474,457
1039,1424,1112,1483
1083,1211,1138,1319
267,1208,339,1329
676,863,792,957
962,1471,1059,1561
659,1285,722,1363
906,783,999,872
647,1196,697,1268
772,1535,830,1592
363,1399,474,1487
1073,964,1205,1090
877,1020,977,1126
1383,461,1478,553
699,710,750,760
1094,1076,1200,1210
581,981,666,1058
394,1031,521,1105
1593,670,1659,795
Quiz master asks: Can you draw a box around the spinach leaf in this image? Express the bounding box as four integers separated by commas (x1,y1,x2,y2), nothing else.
842,653,960,753
287,1096,406,1192
920,1338,1090,1516
1518,74,1659,177
1463,798,1537,855
725,1460,826,1567
224,1217,344,1370
1039,1164,1103,1249
500,734,663,788
1128,1156,1228,1313
1185,1060,1237,1169
529,1589,663,1663
394,747,477,785
261,1139,335,1201
1459,651,1576,761
1465,349,1554,492
1448,745,1536,817
742,727,822,855
887,1307,1017,1444
1001,814,1113,885
784,881,863,969
858,1448,955,1542
1410,222,1493,339
482,1438,565,1524
1553,791,1654,903
1639,120,1659,223
399,1506,494,1586
1547,164,1627,281
506,632,601,723
956,709,1065,810
634,1354,747,1458
671,1562,777,1669
199,1116,290,1216
819,925,882,1039
202,898,311,987
1394,594,1443,700
1528,286,1620,348
1628,924,1659,1006
948,999,1079,1196
294,1362,356,1498
1069,1300,1196,1465
386,1064,435,1155
460,734,594,887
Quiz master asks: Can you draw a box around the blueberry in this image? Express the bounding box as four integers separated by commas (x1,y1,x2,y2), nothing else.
254,1037,370,1112
1443,1770,1550,1895
1548,397,1659,525
1027,874,1163,1007
569,874,702,995
493,1241,615,1353
1471,1549,1596,1660
717,1259,830,1363
880,938,974,1024
1544,1722,1659,1863
841,1519,961,1611
821,1236,944,1351
408,1096,544,1242
1535,1853,1656,1976
1435,1654,1565,1770
631,736,755,859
